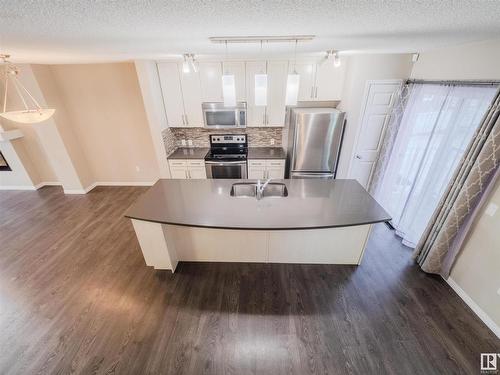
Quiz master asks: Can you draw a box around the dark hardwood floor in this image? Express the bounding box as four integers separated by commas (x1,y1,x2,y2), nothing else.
0,186,498,374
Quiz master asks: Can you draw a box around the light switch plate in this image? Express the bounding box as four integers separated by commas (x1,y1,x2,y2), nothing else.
485,203,498,217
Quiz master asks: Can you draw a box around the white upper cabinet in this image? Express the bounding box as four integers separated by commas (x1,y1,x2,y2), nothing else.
292,62,316,101
157,62,185,127
292,60,345,101
245,61,267,127
157,58,346,129
266,61,288,127
223,62,246,101
315,59,346,101
179,68,203,127
199,62,223,102
157,62,203,127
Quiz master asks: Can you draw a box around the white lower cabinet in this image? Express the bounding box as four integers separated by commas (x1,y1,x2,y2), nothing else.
168,159,207,179
247,159,285,179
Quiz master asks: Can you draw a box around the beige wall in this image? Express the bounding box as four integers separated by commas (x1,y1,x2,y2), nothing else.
337,54,414,178
410,38,500,332
48,63,158,183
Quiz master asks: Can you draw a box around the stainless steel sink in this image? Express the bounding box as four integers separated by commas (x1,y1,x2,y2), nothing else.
230,183,257,197
262,183,288,197
230,182,288,198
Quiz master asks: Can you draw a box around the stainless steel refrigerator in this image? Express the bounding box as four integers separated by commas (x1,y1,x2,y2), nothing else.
286,107,346,179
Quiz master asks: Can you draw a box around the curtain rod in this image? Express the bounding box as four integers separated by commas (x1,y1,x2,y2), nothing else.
406,79,500,86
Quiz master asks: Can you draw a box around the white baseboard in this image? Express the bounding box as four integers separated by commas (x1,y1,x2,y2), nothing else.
34,181,61,189
84,181,155,193
0,185,36,190
3,181,155,194
446,277,500,339
63,188,88,194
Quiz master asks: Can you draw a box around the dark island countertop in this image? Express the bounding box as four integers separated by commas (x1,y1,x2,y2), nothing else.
247,147,286,159
167,147,209,159
125,179,391,230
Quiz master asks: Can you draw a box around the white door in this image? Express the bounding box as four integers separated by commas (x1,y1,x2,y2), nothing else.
157,63,185,127
223,62,246,101
180,68,203,127
314,59,346,101
349,80,402,188
266,61,288,127
199,62,223,102
292,62,316,101
245,61,267,127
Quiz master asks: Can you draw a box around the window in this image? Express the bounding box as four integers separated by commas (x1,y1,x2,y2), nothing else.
374,84,498,247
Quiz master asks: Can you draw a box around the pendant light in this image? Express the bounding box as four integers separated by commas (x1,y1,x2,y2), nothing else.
285,40,300,106
0,54,55,124
254,40,268,106
222,41,236,107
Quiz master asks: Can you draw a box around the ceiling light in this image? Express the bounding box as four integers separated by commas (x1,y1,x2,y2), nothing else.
286,40,300,106
333,52,341,67
222,41,236,107
254,41,267,106
321,50,341,68
0,54,55,124
222,74,236,107
209,35,315,44
254,74,268,106
182,53,198,74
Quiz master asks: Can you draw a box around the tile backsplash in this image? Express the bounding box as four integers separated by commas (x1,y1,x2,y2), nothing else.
162,127,283,156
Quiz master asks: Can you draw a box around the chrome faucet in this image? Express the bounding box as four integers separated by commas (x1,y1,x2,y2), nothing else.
256,178,272,200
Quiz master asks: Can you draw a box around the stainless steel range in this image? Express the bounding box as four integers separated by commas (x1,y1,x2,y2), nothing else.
205,134,248,179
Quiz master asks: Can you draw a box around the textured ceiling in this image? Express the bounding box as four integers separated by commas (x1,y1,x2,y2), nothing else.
0,0,499,63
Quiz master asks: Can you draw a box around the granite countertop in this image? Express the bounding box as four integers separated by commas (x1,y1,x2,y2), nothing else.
167,147,209,159
125,179,391,230
247,147,286,159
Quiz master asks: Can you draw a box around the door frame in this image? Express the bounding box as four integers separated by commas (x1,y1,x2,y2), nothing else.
347,79,403,183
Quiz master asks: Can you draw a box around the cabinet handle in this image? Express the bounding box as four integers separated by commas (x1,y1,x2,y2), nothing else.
185,114,189,126
315,86,318,98
310,86,314,99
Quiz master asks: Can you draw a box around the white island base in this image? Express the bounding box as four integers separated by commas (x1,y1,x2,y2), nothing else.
131,219,373,272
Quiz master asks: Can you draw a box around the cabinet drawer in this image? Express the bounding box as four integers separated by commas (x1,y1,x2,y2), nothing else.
187,160,205,167
266,159,285,167
168,160,187,167
248,160,266,167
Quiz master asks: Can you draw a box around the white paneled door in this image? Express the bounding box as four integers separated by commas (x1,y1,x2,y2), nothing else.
349,80,402,188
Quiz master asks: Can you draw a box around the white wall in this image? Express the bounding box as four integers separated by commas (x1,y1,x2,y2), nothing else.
337,54,413,178
410,38,500,335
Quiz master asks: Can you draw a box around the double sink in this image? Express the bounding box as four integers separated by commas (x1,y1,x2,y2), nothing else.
230,182,288,198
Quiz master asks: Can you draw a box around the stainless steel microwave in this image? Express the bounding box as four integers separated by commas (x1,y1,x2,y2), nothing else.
202,102,246,129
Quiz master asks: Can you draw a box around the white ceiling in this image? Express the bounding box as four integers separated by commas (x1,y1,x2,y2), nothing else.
1,0,499,64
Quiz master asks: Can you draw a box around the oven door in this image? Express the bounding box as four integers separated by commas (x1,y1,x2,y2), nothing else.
205,161,248,179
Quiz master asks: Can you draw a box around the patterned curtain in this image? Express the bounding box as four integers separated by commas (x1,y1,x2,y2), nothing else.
413,89,500,277
367,83,412,194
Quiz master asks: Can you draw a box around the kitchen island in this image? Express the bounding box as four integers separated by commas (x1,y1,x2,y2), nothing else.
125,179,390,272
